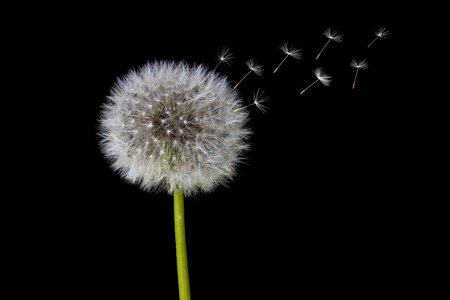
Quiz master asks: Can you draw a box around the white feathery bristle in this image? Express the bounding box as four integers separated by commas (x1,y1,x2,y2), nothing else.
375,27,390,39
323,27,344,42
279,43,302,60
245,59,264,76
350,59,368,69
252,89,269,113
99,61,251,195
217,47,233,65
313,67,332,86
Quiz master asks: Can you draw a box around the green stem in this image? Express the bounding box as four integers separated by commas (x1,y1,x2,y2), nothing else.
174,189,191,300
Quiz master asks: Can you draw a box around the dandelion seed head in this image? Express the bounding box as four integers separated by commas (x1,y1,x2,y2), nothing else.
279,43,302,60
99,61,250,195
323,27,343,42
245,59,264,76
350,59,368,69
313,67,332,86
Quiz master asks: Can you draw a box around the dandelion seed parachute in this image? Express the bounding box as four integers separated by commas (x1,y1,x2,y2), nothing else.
313,67,332,86
368,27,390,48
316,27,343,60
350,59,369,70
300,68,332,95
234,89,269,113
99,61,251,196
323,28,344,42
350,59,368,89
245,59,264,76
213,47,233,71
234,59,264,89
273,43,302,74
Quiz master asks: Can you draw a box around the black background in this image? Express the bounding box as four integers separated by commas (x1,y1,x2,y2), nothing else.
18,3,409,299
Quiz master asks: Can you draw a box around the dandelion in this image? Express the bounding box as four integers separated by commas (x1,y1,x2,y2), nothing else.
100,61,249,195
273,43,302,74
316,27,343,60
350,59,368,89
99,61,250,300
212,47,233,71
299,67,332,95
368,27,390,48
234,89,269,113
234,59,264,89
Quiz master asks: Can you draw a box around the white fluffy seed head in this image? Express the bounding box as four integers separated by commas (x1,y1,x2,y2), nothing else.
313,67,332,86
99,61,250,196
350,59,368,69
245,59,264,76
375,27,390,38
323,27,344,42
279,43,302,60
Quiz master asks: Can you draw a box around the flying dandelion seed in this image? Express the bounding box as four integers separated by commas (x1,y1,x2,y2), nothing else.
350,59,368,89
234,89,269,113
212,47,233,72
273,43,302,74
368,27,390,48
234,59,264,89
316,28,343,60
300,67,332,95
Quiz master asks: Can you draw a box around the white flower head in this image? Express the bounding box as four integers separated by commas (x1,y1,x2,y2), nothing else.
323,27,344,42
350,59,368,69
279,43,302,60
245,59,264,76
375,27,390,39
313,67,332,86
217,47,233,66
99,61,251,195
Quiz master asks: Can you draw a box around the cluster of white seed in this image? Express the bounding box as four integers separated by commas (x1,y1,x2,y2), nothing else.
99,61,250,195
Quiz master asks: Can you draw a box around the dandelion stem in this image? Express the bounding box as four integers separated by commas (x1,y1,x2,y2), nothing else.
316,39,331,60
174,189,191,300
273,55,289,73
300,79,319,95
234,71,251,89
368,36,378,48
